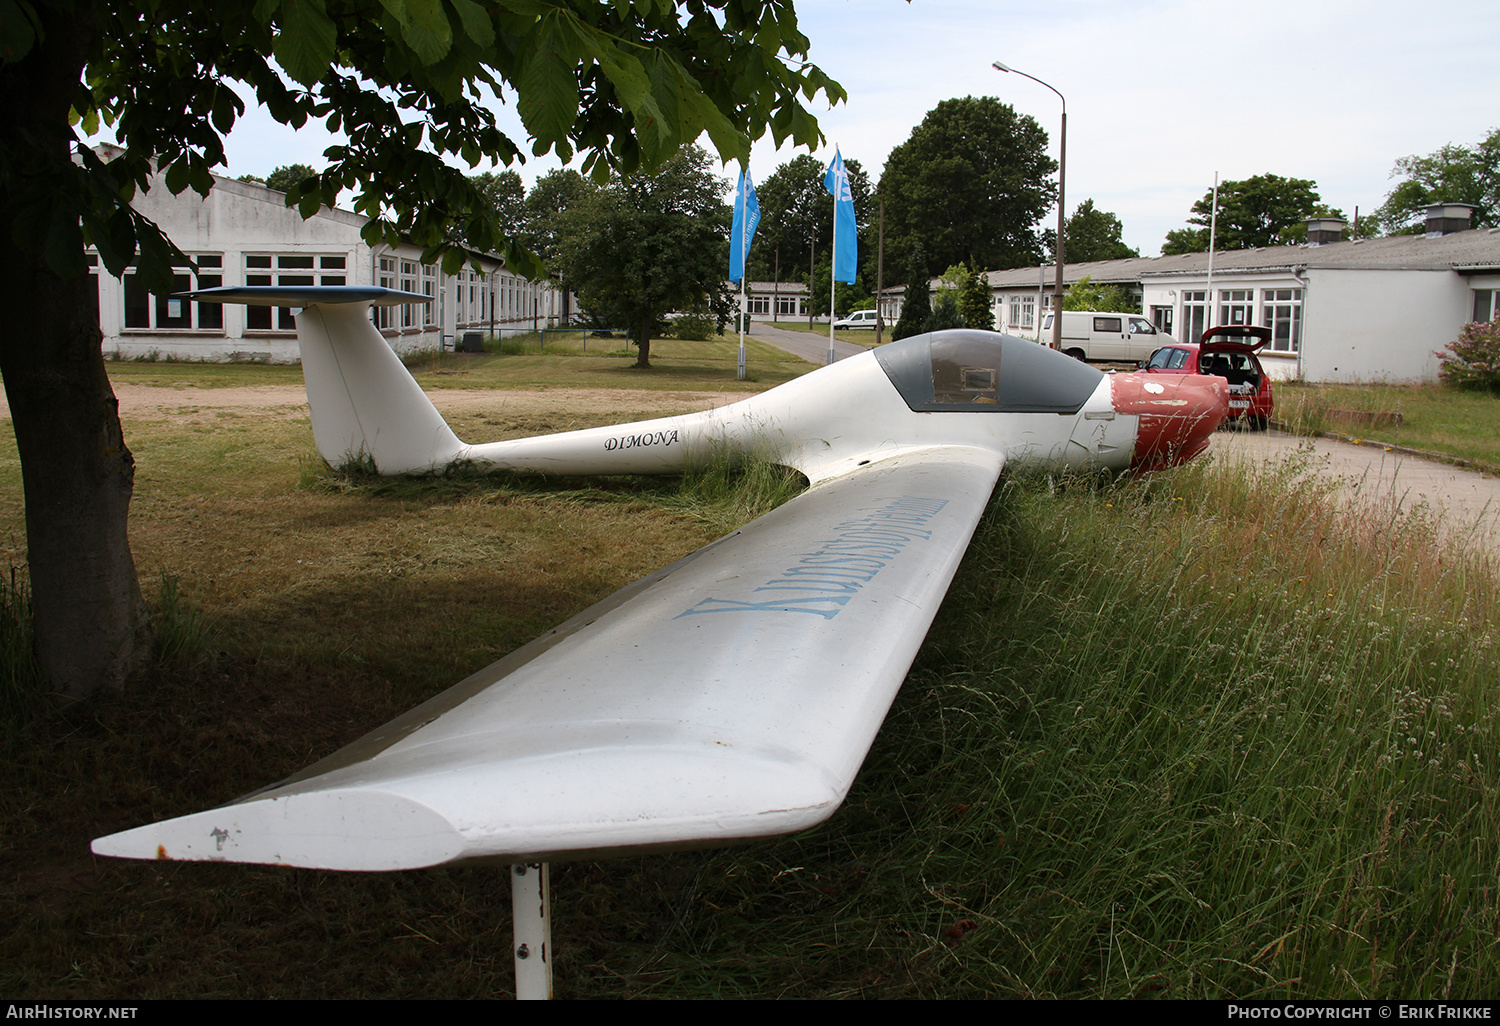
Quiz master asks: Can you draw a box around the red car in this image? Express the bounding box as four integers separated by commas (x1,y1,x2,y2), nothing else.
1142,325,1274,431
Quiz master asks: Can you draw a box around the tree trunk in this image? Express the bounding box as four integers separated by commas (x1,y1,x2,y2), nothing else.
634,313,652,368
0,2,152,700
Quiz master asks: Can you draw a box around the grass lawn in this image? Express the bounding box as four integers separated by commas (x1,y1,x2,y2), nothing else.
1277,381,1500,468
1,354,1499,997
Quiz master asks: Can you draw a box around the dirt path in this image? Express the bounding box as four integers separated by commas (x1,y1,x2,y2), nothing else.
1,384,742,425
1212,428,1500,557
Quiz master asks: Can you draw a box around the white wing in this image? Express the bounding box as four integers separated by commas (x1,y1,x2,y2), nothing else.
92,446,1003,869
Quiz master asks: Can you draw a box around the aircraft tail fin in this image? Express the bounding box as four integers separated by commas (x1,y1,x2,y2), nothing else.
182,286,464,474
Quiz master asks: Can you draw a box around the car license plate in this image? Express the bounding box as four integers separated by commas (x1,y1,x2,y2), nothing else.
1228,399,1250,409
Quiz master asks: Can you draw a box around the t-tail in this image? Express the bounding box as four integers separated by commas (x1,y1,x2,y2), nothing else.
182,286,462,474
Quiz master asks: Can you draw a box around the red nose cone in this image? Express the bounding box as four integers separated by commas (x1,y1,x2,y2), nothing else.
1111,373,1229,472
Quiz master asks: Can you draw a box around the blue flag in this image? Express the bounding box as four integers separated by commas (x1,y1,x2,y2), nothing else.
824,149,857,283
728,169,761,283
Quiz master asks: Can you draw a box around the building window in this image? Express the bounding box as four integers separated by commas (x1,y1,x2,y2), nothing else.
1008,295,1035,328
776,295,800,316
123,254,223,331
1180,290,1207,345
1261,288,1303,354
1219,289,1255,327
1151,305,1173,337
375,256,397,330
1474,289,1497,322
244,254,344,330
421,264,437,326
748,296,770,315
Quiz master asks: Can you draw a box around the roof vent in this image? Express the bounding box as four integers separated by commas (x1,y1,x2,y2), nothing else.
1425,203,1477,238
1304,217,1346,246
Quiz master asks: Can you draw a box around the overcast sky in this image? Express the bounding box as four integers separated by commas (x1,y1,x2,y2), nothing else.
209,0,1500,259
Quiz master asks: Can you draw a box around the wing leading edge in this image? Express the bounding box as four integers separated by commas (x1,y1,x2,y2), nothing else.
92,446,1005,870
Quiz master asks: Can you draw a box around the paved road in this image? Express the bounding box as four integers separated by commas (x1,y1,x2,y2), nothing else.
1211,428,1500,558
748,321,870,364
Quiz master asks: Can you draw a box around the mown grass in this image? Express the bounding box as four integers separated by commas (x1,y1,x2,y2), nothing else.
104,333,811,394
1,380,1498,997
1277,381,1500,467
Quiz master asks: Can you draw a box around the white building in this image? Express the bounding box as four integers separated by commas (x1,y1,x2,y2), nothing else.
978,206,1500,383
86,157,571,362
740,281,812,321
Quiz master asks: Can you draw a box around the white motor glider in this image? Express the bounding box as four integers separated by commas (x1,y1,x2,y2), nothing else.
93,286,1227,872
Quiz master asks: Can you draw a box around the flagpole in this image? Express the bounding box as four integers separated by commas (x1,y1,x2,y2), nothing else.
737,168,748,380
827,214,836,366
826,147,838,366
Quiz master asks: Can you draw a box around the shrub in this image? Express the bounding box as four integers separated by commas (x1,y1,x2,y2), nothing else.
1437,320,1500,391
924,290,964,332
671,313,716,341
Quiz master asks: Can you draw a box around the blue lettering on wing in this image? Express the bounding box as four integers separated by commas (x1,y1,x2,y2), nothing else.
675,496,949,621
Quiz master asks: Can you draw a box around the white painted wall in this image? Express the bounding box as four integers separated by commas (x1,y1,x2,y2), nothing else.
1300,268,1469,383
91,172,567,363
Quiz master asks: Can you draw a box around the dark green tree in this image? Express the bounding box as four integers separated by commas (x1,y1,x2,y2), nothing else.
925,290,964,333
747,153,872,285
552,147,729,368
1060,275,1135,313
1161,174,1321,254
1372,129,1499,235
469,169,528,244
879,96,1056,275
0,0,841,699
959,268,994,330
1277,204,1363,244
1050,199,1138,263
804,254,871,318
522,169,594,265
264,163,318,193
892,243,931,341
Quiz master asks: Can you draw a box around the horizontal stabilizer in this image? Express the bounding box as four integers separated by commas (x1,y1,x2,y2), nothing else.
175,285,430,307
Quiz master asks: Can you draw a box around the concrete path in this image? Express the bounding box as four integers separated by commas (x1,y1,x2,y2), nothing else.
1210,428,1500,558
748,321,870,364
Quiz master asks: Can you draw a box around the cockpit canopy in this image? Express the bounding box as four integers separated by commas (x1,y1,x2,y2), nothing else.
873,329,1104,414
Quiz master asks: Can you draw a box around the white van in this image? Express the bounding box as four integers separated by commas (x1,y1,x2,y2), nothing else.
1038,311,1174,363
833,309,880,330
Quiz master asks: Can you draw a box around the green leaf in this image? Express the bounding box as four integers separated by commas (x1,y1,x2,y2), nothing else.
378,0,453,64
515,17,578,148
0,0,40,65
273,0,337,87
43,208,86,280
164,158,191,194
448,0,493,49
595,48,649,112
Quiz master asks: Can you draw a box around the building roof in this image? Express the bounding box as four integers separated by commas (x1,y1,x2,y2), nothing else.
742,281,809,294
981,227,1500,289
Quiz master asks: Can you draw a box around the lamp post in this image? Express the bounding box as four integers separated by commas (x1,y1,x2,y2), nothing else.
993,61,1065,351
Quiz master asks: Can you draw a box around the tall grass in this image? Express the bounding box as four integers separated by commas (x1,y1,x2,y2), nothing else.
559,448,1500,998
900,452,1499,997
5,405,1499,997
0,567,48,725
663,447,808,535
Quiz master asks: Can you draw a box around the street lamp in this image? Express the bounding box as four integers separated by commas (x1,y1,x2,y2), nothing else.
993,61,1065,352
